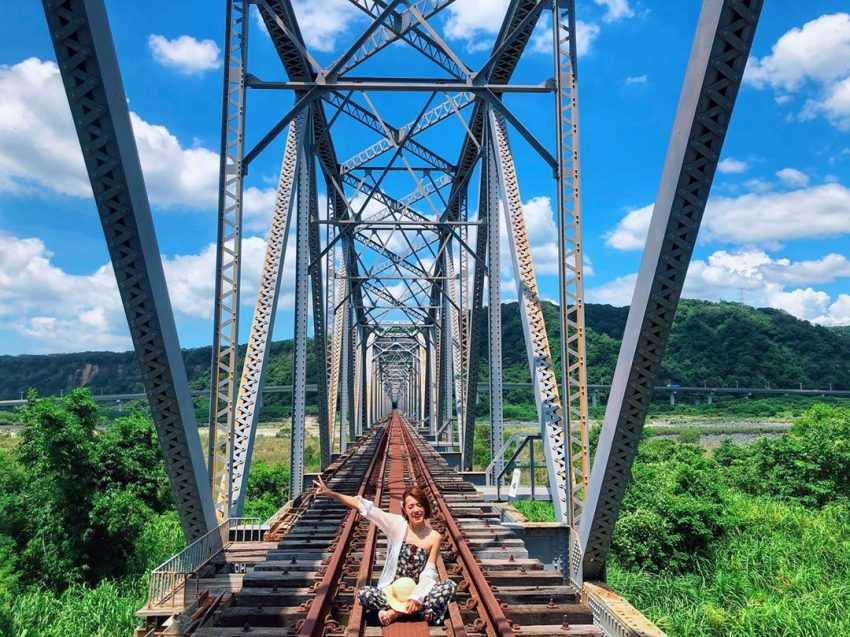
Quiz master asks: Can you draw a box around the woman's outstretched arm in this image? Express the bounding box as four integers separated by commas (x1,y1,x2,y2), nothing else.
312,475,360,509
313,476,403,540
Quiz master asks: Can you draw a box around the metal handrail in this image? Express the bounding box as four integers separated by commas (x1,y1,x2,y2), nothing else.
496,434,541,500
484,432,524,485
146,517,262,609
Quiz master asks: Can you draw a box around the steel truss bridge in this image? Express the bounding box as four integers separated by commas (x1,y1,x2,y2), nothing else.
40,0,763,633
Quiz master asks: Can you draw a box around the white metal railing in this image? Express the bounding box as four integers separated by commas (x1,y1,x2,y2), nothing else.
484,432,525,485
146,517,262,609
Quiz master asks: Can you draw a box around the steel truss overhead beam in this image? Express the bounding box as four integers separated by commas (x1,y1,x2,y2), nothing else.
342,0,464,78
578,0,763,583
227,122,299,516
209,0,249,517
341,92,475,175
489,110,569,523
42,0,215,540
256,0,368,328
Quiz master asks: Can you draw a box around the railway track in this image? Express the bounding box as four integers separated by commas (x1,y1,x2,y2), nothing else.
192,412,600,637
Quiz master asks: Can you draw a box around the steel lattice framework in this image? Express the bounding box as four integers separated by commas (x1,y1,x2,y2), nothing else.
42,0,762,588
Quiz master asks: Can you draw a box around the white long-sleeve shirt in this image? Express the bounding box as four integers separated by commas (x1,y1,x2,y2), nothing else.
354,495,438,602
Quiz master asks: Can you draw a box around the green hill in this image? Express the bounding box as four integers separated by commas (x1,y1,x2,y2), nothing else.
1,300,849,400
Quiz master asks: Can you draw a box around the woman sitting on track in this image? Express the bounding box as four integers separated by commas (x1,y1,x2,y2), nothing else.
313,476,457,626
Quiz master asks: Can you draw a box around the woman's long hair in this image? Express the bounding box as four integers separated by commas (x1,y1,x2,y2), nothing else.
401,486,432,521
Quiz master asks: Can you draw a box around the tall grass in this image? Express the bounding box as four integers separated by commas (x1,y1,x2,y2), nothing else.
2,580,144,637
508,473,850,635
609,493,850,636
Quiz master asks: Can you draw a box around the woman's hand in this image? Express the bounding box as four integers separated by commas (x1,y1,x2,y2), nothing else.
405,599,422,614
312,475,331,497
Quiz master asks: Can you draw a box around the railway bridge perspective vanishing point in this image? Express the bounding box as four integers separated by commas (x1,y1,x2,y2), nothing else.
39,0,764,635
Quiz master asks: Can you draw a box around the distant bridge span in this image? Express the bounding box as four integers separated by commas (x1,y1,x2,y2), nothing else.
3,383,846,409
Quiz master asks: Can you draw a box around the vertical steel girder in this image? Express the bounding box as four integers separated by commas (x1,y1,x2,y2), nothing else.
578,0,763,583
346,302,357,439
462,166,490,470
360,328,369,431
339,300,352,449
485,135,504,483
424,328,434,434
289,109,312,500
489,110,569,524
552,0,591,527
439,270,452,441
308,154,331,469
208,0,249,506
446,246,465,440
327,258,346,449
41,0,216,540
227,122,299,516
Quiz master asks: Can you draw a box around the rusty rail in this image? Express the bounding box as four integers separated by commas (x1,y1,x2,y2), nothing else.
345,418,393,637
298,421,390,637
399,413,515,637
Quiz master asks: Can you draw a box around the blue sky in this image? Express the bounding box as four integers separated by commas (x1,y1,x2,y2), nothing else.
1,0,849,354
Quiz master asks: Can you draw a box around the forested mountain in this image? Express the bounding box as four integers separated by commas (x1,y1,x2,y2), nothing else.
1,300,849,399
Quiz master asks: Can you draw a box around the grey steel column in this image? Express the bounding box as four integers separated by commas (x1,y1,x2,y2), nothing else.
339,297,351,450
424,328,434,435
347,303,357,439
360,327,369,430
552,0,590,527
462,146,491,470
308,161,331,469
209,0,249,500
578,0,763,583
42,0,216,541
228,121,299,516
289,109,312,500
485,134,504,483
489,110,569,524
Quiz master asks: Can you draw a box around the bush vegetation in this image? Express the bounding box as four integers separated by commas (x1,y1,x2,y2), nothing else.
4,389,850,635
513,403,850,635
0,390,288,637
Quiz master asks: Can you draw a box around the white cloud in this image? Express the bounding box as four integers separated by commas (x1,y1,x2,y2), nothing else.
443,0,509,51
776,167,810,188
604,203,652,250
588,249,850,325
745,13,850,130
148,34,221,74
802,76,850,130
624,74,647,86
817,295,850,326
0,232,298,353
606,183,850,250
449,2,599,56
745,13,850,91
717,157,748,174
704,183,850,244
0,58,277,221
587,273,637,306
255,0,364,53
0,234,127,352
593,0,634,23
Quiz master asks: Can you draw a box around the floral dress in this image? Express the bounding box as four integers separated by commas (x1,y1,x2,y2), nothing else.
358,541,457,624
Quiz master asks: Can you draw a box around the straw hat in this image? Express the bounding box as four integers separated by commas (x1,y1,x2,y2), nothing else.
384,577,417,612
